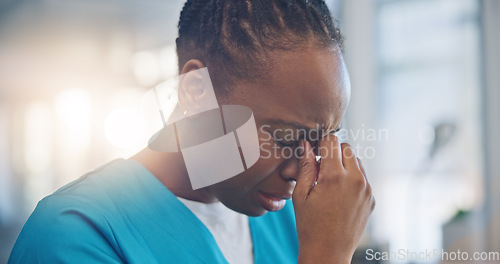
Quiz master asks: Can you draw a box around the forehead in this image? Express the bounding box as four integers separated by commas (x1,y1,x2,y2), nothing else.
230,47,350,131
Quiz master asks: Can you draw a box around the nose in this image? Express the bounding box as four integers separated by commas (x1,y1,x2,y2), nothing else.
279,155,300,181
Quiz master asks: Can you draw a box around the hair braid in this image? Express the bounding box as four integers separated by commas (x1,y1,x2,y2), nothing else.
176,0,343,95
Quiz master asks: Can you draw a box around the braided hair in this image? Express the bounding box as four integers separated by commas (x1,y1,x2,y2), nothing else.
176,0,343,95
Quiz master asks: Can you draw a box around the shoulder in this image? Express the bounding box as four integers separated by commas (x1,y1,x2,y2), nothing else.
9,193,123,263
9,159,212,264
8,160,144,263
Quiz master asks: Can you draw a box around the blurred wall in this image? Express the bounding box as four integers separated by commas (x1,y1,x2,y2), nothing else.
340,1,498,263
0,0,185,262
482,0,500,253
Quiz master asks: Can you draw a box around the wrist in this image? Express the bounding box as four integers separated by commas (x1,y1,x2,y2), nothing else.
298,244,352,264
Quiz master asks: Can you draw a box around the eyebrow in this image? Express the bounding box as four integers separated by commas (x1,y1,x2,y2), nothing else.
268,119,312,130
268,119,342,138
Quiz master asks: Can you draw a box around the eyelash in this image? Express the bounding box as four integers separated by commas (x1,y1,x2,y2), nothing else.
270,127,341,148
273,135,300,147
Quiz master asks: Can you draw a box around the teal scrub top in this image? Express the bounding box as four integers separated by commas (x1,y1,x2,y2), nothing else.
8,159,299,263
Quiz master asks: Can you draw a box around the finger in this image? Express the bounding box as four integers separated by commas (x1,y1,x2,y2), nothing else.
293,140,318,200
341,143,360,171
357,157,367,179
318,134,343,174
370,194,376,212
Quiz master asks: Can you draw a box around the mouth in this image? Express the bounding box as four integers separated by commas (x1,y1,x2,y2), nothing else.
255,191,292,212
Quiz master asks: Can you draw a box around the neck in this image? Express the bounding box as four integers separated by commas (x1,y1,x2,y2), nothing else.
130,148,217,203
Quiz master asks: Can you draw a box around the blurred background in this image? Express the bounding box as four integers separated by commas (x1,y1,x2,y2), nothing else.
0,0,498,263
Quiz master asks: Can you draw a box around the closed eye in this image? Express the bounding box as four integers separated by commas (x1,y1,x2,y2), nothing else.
273,135,299,147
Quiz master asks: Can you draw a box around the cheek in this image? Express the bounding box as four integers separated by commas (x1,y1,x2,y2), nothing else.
215,140,284,192
211,128,290,189
257,137,287,173
226,156,281,191
208,137,289,215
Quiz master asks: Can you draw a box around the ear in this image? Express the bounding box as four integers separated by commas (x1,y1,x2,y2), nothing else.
181,59,206,75
177,59,217,117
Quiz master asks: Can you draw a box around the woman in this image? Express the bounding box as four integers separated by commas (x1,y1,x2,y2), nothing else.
9,0,375,263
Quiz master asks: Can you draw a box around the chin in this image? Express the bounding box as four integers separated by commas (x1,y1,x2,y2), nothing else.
244,208,268,217
221,200,268,217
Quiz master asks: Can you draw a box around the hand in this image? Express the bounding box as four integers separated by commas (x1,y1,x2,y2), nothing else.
292,135,375,264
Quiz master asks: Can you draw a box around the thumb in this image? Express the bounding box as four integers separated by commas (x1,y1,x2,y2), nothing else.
293,140,318,201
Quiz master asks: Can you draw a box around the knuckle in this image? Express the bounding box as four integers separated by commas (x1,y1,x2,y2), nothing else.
371,196,376,211
338,169,349,178
341,143,357,158
333,167,347,176
352,175,366,189
326,134,339,142
321,134,339,150
340,142,350,150
366,182,373,194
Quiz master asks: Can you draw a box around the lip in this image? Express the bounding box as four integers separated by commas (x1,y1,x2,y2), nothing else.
256,191,292,212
